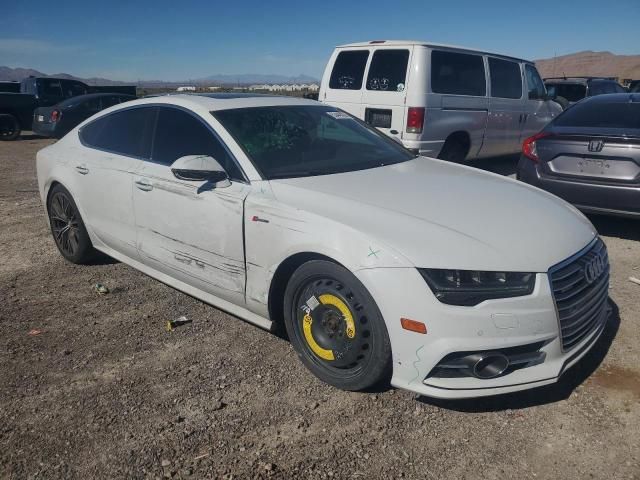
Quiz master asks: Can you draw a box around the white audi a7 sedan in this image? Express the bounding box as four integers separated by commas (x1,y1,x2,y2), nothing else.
36,93,610,398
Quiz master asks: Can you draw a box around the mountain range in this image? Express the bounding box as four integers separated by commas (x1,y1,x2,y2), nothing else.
2,50,640,87
534,50,640,80
0,66,319,86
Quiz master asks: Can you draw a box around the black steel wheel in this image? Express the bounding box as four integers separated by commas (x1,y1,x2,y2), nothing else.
283,260,392,391
47,184,95,263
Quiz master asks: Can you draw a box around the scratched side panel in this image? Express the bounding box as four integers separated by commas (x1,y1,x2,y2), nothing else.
243,181,412,318
133,162,249,305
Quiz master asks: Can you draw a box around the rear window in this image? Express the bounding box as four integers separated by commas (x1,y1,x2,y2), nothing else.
589,81,622,96
554,100,640,129
80,107,156,158
366,49,410,92
431,50,486,96
545,83,586,102
488,58,522,99
41,79,63,97
329,51,369,90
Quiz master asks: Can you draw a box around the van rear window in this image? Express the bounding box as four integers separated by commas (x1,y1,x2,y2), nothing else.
431,50,486,96
366,50,410,92
329,51,369,90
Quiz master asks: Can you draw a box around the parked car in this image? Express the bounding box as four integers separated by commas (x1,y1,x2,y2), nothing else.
318,40,562,162
544,77,627,108
518,93,640,218
32,93,135,139
36,93,610,399
0,76,136,140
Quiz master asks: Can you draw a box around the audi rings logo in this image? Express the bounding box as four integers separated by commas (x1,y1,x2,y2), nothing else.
584,253,606,284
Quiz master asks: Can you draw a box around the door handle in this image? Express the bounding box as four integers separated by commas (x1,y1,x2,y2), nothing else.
75,164,89,175
134,178,153,191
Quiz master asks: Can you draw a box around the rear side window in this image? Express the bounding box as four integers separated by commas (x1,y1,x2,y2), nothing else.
152,107,244,181
525,65,546,100
488,58,522,99
63,81,88,99
546,83,586,102
431,50,486,96
554,100,640,129
40,79,63,97
329,50,369,90
366,49,410,92
80,107,156,159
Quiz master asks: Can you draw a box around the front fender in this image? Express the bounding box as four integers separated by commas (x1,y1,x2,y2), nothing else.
243,192,414,317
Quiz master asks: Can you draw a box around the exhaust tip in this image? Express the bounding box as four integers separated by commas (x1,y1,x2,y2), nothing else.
472,353,510,379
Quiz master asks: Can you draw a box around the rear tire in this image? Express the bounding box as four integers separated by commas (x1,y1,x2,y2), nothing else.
438,136,469,163
0,113,21,141
47,184,95,264
283,260,392,391
553,95,570,110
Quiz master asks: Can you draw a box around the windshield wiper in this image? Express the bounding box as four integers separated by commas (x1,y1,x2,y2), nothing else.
268,170,329,179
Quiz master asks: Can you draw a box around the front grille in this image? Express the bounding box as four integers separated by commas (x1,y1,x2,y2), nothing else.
549,238,610,351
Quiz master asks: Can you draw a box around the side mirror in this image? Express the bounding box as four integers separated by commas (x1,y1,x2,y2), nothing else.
170,155,230,187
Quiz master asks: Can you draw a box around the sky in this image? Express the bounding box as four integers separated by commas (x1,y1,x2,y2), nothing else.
1,0,639,82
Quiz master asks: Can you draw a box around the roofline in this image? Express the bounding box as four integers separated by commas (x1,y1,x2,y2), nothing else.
335,40,533,63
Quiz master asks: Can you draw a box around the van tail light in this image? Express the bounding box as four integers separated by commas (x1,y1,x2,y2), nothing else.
50,110,61,122
406,107,425,134
522,131,552,163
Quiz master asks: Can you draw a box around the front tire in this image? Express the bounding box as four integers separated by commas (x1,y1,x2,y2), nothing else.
47,184,95,264
283,260,392,391
0,113,21,141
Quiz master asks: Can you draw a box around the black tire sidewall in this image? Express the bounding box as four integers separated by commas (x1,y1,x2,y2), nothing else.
0,114,20,141
47,185,94,264
438,140,467,163
283,260,392,391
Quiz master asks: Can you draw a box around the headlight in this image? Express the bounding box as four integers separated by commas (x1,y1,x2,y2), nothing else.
418,269,535,306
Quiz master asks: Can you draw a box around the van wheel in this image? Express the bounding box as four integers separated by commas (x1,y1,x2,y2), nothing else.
283,260,392,391
553,96,569,110
438,136,469,163
0,114,21,141
47,184,95,264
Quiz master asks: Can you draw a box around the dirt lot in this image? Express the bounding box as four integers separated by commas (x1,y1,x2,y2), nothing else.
1,137,639,480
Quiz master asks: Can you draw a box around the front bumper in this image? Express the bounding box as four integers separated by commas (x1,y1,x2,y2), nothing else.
355,266,609,399
517,155,640,218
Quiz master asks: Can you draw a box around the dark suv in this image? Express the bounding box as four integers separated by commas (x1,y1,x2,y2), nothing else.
517,93,640,218
544,77,626,108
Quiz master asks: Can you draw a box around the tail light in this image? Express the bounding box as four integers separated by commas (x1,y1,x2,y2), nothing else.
406,107,425,134
50,110,61,122
522,132,552,163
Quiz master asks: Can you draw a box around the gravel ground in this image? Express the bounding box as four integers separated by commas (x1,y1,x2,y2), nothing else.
1,137,639,480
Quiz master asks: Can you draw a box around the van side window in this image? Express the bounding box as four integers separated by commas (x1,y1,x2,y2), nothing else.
431,50,486,96
488,58,522,99
329,51,369,90
525,65,546,100
366,50,410,92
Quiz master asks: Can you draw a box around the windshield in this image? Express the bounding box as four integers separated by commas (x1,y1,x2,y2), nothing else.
546,83,587,102
212,105,415,179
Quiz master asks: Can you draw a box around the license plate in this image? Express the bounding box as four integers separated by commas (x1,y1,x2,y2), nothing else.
577,158,610,175
37,115,44,122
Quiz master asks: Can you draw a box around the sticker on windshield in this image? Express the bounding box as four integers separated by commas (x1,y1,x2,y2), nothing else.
326,111,351,120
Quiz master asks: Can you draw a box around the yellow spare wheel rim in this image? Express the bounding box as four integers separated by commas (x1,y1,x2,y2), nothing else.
302,293,357,362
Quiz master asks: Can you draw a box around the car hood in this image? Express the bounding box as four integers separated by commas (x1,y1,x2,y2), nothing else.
269,157,596,272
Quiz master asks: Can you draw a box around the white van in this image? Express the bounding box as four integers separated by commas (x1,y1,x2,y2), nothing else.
319,40,562,162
